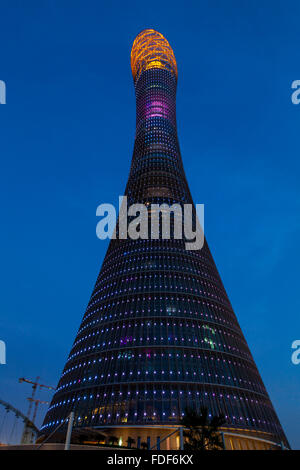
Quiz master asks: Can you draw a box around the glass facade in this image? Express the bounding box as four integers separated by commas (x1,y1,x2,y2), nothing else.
40,29,288,447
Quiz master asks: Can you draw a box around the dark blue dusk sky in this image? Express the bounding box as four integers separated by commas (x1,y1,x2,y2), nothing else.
0,0,299,448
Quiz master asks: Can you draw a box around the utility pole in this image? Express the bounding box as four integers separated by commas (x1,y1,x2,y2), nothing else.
64,412,75,450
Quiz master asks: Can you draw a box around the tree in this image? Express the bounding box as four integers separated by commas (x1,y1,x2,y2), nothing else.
127,436,135,448
109,435,119,446
180,406,226,451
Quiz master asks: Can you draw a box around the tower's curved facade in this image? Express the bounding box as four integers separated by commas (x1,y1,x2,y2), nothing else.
40,29,288,450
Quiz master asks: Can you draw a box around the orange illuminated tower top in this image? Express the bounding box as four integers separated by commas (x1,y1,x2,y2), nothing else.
40,28,289,451
131,29,177,83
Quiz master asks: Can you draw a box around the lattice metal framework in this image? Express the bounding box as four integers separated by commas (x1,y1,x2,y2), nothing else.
40,29,288,449
131,29,177,83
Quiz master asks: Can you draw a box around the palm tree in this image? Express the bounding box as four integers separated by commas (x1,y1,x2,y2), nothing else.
109,435,119,446
180,406,226,451
127,436,135,448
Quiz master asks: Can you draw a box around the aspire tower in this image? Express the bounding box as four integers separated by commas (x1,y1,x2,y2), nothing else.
40,29,288,450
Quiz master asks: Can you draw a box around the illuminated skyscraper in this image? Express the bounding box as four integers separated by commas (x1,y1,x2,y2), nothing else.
40,29,288,450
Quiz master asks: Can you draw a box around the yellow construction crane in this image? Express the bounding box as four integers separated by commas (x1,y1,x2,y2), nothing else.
19,377,55,444
27,398,49,426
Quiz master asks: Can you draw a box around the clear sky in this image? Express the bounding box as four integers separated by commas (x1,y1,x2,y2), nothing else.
0,0,299,449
